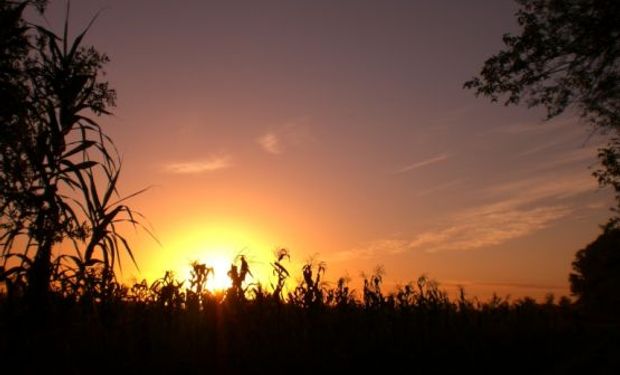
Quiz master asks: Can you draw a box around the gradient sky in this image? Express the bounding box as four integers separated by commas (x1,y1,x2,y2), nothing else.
37,0,614,299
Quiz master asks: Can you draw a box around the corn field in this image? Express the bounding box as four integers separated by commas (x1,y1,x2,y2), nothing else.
1,251,618,374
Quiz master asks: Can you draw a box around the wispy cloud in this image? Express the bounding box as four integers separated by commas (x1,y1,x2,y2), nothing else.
416,178,464,197
517,138,569,157
529,146,600,172
257,120,314,155
394,153,450,174
344,168,600,258
407,170,597,252
484,171,597,203
490,116,580,135
257,132,282,155
408,204,571,252
164,155,232,174
328,239,412,263
338,204,572,260
440,279,568,291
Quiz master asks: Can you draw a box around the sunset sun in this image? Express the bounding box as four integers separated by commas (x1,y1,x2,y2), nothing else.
143,220,276,291
190,254,232,292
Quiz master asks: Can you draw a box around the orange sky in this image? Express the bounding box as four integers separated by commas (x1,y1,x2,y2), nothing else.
38,0,614,300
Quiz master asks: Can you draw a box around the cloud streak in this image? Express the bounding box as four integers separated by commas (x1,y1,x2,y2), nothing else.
408,204,571,253
327,238,412,263
440,279,568,291
164,155,232,174
257,120,314,156
257,132,282,155
407,170,597,253
394,153,450,174
341,168,600,259
483,171,597,204
416,178,464,197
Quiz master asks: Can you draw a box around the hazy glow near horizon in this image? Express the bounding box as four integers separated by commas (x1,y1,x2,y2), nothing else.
39,0,614,300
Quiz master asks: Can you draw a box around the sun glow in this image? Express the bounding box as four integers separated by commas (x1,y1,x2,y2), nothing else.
190,254,232,291
142,220,278,292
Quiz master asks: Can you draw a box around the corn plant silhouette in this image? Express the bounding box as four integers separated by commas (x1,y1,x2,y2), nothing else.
326,276,356,309
0,2,148,306
186,261,214,311
270,248,289,302
150,271,184,309
290,259,326,308
362,266,385,309
227,255,252,302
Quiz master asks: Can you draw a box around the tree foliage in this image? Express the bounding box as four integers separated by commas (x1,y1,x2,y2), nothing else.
465,0,620,223
594,137,620,228
465,0,619,127
465,0,620,316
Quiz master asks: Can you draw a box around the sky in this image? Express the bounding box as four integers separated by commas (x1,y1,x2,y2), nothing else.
37,0,614,299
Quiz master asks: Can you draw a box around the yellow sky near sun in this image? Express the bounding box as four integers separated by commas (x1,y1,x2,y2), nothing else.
137,219,301,293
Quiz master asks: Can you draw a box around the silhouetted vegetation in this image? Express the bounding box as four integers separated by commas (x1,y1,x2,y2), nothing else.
2,251,619,374
467,0,620,321
570,226,620,321
0,1,147,307
465,0,620,225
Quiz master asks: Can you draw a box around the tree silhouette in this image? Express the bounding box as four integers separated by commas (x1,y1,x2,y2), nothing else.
570,227,620,319
465,0,620,316
0,1,143,305
465,0,620,225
